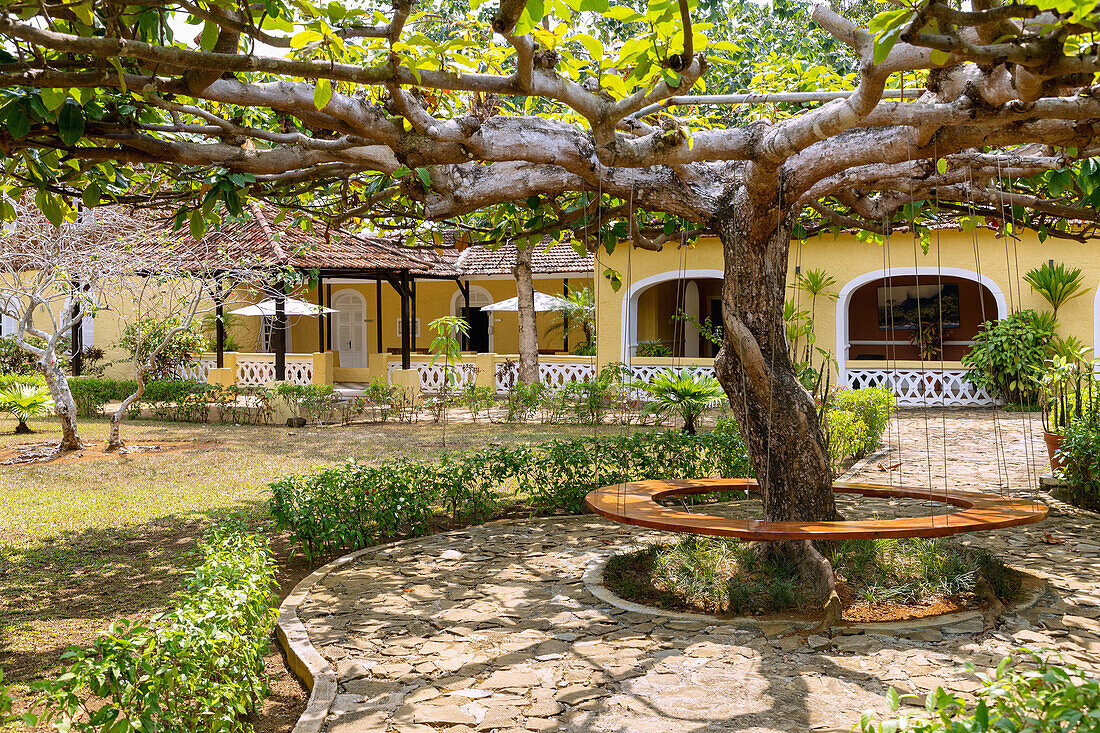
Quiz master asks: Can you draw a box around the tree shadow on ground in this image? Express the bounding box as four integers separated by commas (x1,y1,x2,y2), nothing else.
301,515,918,733
0,501,290,681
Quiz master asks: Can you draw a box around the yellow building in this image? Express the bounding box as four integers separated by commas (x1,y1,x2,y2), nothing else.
594,227,1099,405
9,204,1095,407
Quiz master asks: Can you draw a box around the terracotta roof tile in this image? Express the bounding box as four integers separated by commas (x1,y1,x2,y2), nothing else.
415,237,593,277
143,204,436,272
135,208,593,277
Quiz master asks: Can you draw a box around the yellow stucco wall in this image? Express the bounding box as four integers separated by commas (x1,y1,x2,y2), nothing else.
595,229,1100,377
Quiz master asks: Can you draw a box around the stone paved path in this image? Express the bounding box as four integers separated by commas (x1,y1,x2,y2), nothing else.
298,410,1100,733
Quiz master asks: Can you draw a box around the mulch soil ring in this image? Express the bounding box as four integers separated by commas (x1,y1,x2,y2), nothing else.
0,440,216,466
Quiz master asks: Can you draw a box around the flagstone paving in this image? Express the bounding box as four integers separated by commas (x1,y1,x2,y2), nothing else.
296,410,1100,732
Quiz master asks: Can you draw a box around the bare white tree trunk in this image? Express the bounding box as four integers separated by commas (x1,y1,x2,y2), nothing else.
107,371,146,451
513,241,539,385
39,352,83,451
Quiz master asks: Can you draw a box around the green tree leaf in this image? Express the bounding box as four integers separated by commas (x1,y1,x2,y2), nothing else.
58,101,85,146
314,78,333,110
5,106,29,139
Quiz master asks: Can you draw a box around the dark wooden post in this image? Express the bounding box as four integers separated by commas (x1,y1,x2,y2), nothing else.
316,273,325,353
69,287,83,377
375,276,383,353
399,273,411,369
215,295,225,368
562,277,569,353
326,283,333,354
410,279,418,352
456,279,470,350
274,288,286,381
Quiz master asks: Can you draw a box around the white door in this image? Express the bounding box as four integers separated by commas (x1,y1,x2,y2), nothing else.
332,290,367,368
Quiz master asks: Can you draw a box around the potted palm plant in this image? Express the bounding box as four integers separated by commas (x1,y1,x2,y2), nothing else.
1039,349,1097,469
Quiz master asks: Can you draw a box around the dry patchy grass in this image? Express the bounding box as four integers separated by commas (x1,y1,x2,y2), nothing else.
0,414,627,730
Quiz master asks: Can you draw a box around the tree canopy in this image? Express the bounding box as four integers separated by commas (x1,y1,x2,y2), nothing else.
2,0,1099,247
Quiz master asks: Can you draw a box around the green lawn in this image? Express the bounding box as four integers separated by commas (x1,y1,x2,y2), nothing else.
0,413,634,729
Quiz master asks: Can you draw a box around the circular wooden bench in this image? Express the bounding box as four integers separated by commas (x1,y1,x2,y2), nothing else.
584,478,1048,540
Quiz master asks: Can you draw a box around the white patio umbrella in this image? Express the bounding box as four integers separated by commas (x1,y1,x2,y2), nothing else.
229,297,337,317
480,291,570,312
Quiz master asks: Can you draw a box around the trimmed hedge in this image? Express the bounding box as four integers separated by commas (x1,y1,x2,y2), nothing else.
825,386,895,469
68,377,139,416
30,525,276,732
270,430,752,560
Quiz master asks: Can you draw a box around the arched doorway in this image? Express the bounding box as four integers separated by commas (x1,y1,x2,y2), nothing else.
332,289,368,367
620,269,724,360
451,285,493,352
835,268,1008,404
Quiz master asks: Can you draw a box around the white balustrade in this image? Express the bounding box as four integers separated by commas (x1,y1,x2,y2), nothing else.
236,355,313,387
388,360,477,394
845,367,992,406
629,364,716,383
178,355,217,382
492,360,597,393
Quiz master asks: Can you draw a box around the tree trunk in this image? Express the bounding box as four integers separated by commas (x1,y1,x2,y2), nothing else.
514,241,540,385
712,197,839,608
107,371,146,451
39,354,83,452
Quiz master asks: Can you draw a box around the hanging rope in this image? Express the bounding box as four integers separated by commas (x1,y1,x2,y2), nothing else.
965,166,1008,495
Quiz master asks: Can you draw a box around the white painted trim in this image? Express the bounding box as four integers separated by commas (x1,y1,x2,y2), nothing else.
450,285,494,352
1095,284,1100,360
835,267,1008,386
331,288,368,367
619,269,724,361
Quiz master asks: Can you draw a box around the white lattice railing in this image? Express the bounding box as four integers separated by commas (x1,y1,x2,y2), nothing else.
629,364,716,384
388,360,478,394
845,367,992,407
236,354,313,387
493,361,597,393
177,355,217,382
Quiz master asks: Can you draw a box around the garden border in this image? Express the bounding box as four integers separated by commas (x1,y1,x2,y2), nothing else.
582,552,1048,634
276,544,380,733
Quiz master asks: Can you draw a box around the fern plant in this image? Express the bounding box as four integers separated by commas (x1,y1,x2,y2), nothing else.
0,383,56,434
634,369,725,435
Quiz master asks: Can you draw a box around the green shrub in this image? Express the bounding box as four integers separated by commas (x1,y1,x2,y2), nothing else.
857,651,1100,733
68,377,139,416
962,310,1054,405
824,408,869,472
269,430,752,559
0,335,40,374
0,371,44,389
635,339,673,357
1056,417,1100,510
31,526,276,732
0,383,55,432
829,387,894,454
118,316,209,379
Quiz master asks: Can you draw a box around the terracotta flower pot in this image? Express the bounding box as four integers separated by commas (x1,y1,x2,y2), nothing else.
1044,431,1065,470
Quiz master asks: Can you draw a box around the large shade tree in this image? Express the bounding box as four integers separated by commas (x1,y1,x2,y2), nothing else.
4,0,1100,601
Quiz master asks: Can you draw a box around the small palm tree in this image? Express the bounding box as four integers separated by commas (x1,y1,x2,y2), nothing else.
1024,262,1087,322
0,384,56,434
635,369,725,435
